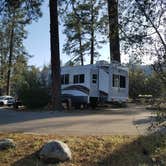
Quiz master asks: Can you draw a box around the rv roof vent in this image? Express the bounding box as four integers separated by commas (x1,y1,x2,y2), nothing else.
96,60,109,66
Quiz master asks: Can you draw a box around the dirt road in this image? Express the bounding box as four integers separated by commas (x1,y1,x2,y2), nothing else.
0,104,152,135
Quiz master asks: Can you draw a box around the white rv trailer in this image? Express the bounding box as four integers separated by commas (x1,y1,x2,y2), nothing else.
61,61,128,106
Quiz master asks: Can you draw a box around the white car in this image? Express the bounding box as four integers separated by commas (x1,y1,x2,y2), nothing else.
0,96,15,106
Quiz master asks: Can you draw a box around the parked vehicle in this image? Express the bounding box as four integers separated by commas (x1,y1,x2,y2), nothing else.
0,96,15,106
61,61,129,107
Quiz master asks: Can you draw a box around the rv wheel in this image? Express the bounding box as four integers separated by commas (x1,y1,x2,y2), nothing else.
90,102,97,109
90,97,98,109
74,104,81,109
83,103,88,109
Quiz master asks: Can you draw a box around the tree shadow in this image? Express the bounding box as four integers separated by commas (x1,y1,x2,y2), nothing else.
0,103,151,126
11,151,61,166
11,152,40,166
98,133,166,166
10,133,165,166
133,117,152,125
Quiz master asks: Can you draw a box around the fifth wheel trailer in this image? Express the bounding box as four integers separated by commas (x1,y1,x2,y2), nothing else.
61,61,128,107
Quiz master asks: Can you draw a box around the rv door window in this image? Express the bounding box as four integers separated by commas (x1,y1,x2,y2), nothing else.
113,74,119,87
120,75,126,88
92,74,97,83
61,74,69,84
74,74,84,84
74,75,79,83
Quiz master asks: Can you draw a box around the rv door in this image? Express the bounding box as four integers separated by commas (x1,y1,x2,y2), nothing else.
89,69,99,98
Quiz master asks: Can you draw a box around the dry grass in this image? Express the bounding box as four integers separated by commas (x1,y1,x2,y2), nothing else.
0,133,165,166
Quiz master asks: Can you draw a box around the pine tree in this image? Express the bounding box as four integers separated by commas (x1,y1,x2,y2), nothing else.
82,0,107,64
0,0,43,95
107,0,120,63
63,0,107,65
118,0,166,84
49,0,62,109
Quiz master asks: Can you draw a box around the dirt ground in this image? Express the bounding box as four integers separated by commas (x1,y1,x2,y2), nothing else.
0,103,153,136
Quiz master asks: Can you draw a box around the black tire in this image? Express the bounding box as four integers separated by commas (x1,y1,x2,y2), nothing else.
83,103,88,109
90,102,97,109
0,102,4,106
74,103,81,109
90,97,98,109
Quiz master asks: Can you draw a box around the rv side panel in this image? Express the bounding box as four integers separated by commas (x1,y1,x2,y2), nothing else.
99,69,109,100
108,65,128,102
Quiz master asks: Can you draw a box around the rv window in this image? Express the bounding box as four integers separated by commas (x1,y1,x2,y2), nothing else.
61,74,69,84
113,74,119,87
120,75,126,88
74,74,84,84
74,75,79,83
80,74,84,83
92,74,97,83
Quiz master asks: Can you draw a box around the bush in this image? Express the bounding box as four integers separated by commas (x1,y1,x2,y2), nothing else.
18,86,50,109
129,69,162,99
15,66,51,109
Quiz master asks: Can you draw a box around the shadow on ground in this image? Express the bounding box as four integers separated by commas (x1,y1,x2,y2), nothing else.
10,133,166,166
0,103,151,126
98,133,166,166
133,117,152,125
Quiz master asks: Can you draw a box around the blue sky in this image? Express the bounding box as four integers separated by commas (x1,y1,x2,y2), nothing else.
24,2,52,67
24,1,130,68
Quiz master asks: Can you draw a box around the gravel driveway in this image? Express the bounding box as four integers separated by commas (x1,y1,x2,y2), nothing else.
0,104,152,136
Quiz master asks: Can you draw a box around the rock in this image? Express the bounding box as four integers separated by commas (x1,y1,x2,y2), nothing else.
0,138,15,150
39,140,72,163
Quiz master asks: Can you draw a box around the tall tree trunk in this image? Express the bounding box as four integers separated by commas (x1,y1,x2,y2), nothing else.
71,2,84,66
107,0,120,63
6,21,14,95
78,35,84,66
0,44,4,82
90,30,94,64
49,0,62,110
90,0,94,64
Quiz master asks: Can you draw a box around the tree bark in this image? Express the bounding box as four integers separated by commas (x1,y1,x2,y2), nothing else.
6,21,14,95
90,0,94,64
78,34,84,66
71,2,84,66
107,0,120,63
49,0,62,110
90,30,94,64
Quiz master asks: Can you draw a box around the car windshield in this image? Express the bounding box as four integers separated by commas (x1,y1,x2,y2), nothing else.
0,96,13,100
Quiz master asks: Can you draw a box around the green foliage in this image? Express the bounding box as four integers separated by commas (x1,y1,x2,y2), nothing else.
119,0,165,53
0,0,43,22
150,97,166,131
145,74,163,97
17,66,50,109
18,86,50,109
63,0,107,65
129,68,146,99
129,67,162,99
0,0,43,95
119,0,166,85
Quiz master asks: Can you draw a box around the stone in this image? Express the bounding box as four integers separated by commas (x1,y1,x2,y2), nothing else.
39,140,72,163
0,138,15,150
